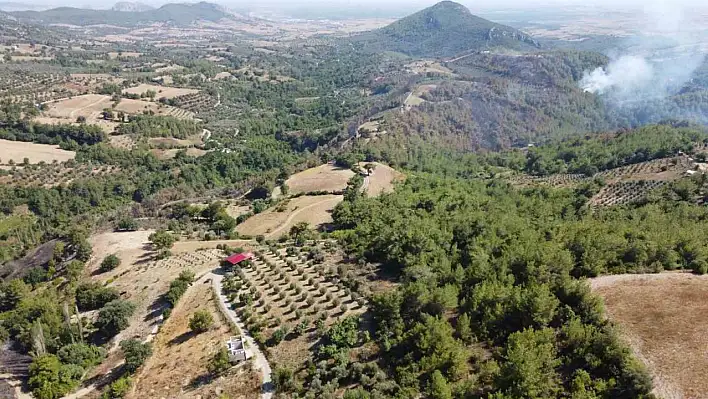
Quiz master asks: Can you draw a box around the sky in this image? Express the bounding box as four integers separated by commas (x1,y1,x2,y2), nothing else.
3,0,707,17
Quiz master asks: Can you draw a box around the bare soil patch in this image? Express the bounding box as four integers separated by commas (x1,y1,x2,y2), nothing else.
236,195,342,238
131,280,260,399
592,272,708,399
122,84,199,99
285,164,354,195
0,139,75,164
44,94,194,123
360,162,404,197
87,232,224,348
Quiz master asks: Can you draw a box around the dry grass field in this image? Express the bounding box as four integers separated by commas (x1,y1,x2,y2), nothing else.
236,195,342,238
87,232,225,348
43,94,195,124
122,84,199,99
361,162,404,197
592,272,708,399
285,164,355,195
0,139,76,164
131,280,260,399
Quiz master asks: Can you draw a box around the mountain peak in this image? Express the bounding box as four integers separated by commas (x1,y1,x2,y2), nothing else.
353,1,540,57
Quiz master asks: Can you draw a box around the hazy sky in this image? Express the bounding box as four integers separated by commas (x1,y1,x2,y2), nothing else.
6,0,708,17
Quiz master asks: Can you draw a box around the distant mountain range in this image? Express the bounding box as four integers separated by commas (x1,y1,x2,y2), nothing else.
111,2,155,12
10,1,231,26
352,1,540,57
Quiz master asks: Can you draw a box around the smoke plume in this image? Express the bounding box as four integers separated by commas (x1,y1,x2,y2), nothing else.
579,2,707,108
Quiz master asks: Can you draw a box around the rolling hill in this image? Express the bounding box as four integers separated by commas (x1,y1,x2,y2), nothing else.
10,1,231,26
352,1,540,57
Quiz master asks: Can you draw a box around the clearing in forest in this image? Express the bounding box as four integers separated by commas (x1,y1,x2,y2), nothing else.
131,279,260,399
592,272,708,399
0,139,76,164
236,195,343,238
284,164,355,195
360,161,404,197
122,84,199,99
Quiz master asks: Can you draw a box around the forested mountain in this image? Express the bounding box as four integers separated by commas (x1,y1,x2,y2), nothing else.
351,1,540,57
10,1,230,26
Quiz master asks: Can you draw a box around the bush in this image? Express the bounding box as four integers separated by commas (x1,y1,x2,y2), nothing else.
99,254,121,273
96,300,136,337
102,376,132,398
273,366,295,392
28,354,80,399
120,339,152,373
57,343,105,369
75,282,120,311
207,347,231,375
189,309,215,333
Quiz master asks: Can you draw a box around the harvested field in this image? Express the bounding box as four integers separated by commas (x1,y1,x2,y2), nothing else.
131,279,260,399
44,94,194,122
33,116,119,134
592,272,708,399
122,84,199,99
360,162,403,197
285,164,355,195
0,139,75,164
236,195,342,238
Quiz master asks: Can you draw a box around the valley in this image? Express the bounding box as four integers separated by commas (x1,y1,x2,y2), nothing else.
0,1,707,399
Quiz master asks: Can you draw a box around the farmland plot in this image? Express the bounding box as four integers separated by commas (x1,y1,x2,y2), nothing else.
235,195,343,238
592,272,708,399
0,139,75,164
223,244,367,369
122,84,199,99
284,163,355,195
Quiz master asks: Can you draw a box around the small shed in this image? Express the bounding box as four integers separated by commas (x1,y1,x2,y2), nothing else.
224,252,253,266
226,336,248,363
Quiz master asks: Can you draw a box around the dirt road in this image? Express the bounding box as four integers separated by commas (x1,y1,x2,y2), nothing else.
210,271,273,399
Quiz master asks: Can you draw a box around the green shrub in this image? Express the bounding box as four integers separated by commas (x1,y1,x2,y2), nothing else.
189,309,215,333
99,254,121,273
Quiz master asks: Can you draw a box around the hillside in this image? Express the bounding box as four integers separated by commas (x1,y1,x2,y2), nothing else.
352,1,540,57
10,1,230,26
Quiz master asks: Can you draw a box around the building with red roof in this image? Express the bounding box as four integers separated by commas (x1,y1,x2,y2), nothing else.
224,252,253,265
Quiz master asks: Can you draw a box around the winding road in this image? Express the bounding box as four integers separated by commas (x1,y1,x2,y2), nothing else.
210,271,273,399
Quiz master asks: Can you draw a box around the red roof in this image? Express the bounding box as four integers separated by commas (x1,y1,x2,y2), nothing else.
225,252,253,265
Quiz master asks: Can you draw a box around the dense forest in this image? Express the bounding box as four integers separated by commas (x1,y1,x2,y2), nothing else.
1,1,708,398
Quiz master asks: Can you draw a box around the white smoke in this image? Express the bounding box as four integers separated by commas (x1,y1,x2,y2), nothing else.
579,1,707,106
580,56,655,96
